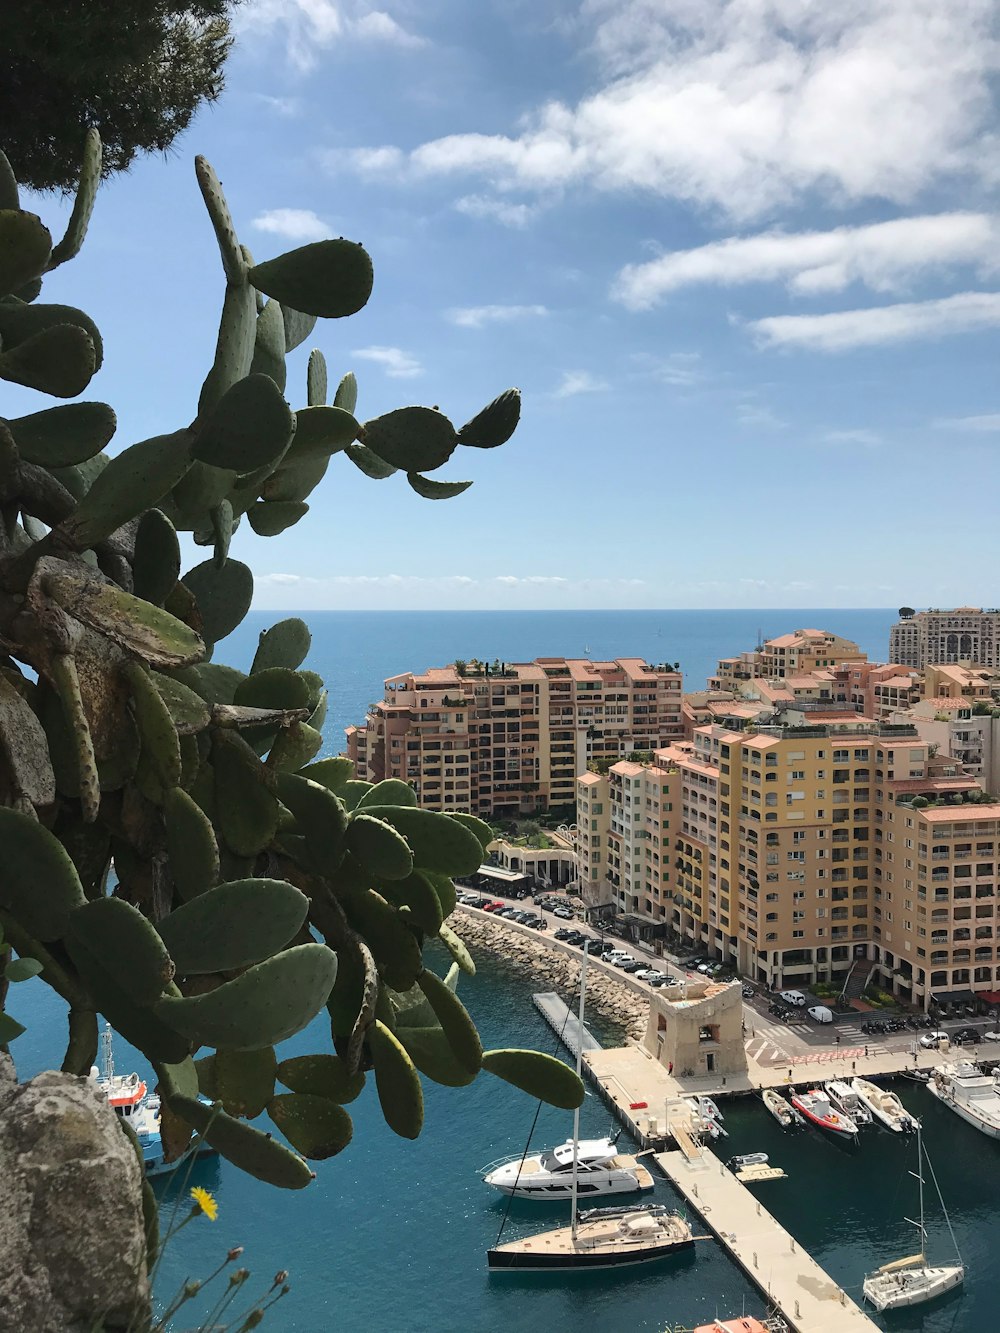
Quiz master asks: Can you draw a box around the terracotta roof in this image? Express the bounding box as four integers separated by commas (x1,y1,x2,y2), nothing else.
921,803,1000,820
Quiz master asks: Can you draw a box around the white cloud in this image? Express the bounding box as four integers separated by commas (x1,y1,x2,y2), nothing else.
933,413,1000,432
553,370,610,398
495,575,569,585
446,304,549,329
454,195,539,228
242,1,424,72
351,345,424,377
614,214,1000,310
631,351,703,386
824,428,882,448
749,291,1000,352
737,401,786,429
251,208,332,242
255,94,301,116
339,2,999,218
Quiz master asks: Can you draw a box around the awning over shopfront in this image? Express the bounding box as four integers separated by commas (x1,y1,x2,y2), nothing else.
978,990,1000,1005
931,989,976,1005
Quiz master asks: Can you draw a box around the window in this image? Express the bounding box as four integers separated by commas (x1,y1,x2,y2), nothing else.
792,929,805,938
790,770,805,780
787,851,805,862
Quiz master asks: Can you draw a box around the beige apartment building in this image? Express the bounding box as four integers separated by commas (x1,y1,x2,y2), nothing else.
713,628,866,686
580,715,1000,1007
891,607,1000,670
346,657,682,818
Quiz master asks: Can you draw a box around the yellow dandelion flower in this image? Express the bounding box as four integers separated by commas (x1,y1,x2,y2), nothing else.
190,1186,218,1221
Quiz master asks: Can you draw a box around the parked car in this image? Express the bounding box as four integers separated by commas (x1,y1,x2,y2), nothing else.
918,1030,949,1048
553,928,574,940
683,957,705,968
984,1030,1000,1042
659,975,680,987
620,960,645,973
807,1006,833,1024
605,949,632,963
482,901,505,912
953,1027,983,1044
638,969,670,984
552,907,574,920
779,990,807,1007
612,955,637,970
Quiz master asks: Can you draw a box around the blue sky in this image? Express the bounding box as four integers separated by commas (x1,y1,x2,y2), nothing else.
16,0,1000,610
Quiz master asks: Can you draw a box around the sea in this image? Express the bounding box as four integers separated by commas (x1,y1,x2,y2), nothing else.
16,606,998,1333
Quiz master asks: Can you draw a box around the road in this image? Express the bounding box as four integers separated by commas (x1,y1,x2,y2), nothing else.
462,887,1000,1069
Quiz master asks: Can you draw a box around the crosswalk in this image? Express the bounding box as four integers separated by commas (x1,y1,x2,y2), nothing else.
744,1011,893,1067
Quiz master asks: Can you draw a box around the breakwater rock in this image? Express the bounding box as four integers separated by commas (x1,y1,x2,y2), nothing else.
453,909,649,1044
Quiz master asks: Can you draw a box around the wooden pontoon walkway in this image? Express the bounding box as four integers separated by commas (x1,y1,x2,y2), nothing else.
532,991,603,1060
653,1148,878,1333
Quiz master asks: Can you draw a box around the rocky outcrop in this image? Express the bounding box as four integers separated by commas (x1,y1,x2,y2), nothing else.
0,1055,150,1333
453,910,649,1042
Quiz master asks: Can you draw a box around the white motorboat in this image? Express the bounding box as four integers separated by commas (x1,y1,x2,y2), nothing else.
928,1060,1000,1138
727,1152,768,1170
824,1079,873,1126
685,1096,728,1139
850,1078,917,1133
863,1122,964,1311
483,1136,654,1200
791,1089,858,1138
762,1088,803,1129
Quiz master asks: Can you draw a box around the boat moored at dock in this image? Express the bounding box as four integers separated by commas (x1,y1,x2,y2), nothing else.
850,1078,917,1132
929,1060,1000,1138
791,1089,858,1137
762,1088,803,1129
482,1136,654,1200
825,1080,873,1126
487,1203,695,1271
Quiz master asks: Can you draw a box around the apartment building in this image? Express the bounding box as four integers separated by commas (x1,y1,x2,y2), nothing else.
713,628,866,686
582,715,1000,1006
346,657,683,818
891,607,1000,670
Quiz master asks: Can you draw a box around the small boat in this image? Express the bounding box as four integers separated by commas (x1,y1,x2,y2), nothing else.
762,1088,803,1129
684,1318,789,1333
863,1122,964,1310
727,1153,768,1171
851,1077,917,1133
483,1136,654,1200
824,1079,872,1126
685,1096,728,1139
928,1060,1000,1138
790,1089,858,1137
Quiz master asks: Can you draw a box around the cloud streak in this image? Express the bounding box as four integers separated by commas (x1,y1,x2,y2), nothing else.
553,370,610,398
446,304,548,329
252,208,332,242
351,345,424,378
242,1,425,72
749,292,1000,352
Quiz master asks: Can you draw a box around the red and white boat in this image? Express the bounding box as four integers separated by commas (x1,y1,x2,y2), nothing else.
790,1088,858,1137
685,1317,789,1333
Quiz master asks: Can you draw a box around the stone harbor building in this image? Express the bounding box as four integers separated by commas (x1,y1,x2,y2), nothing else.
642,978,746,1080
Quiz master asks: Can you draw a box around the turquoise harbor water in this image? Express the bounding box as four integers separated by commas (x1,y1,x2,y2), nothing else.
20,606,993,1332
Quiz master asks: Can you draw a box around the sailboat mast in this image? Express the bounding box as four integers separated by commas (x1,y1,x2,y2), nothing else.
918,1122,925,1261
570,946,588,1241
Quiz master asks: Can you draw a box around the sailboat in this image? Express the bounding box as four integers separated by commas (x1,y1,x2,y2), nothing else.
487,949,694,1271
862,1122,964,1311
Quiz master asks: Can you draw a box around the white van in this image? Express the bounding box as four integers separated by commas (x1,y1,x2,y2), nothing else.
779,990,807,1007
807,1005,833,1023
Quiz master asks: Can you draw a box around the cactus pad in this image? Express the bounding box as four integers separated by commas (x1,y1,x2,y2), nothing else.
156,877,309,974
369,1020,424,1139
0,806,86,940
267,1092,354,1159
249,238,374,319
481,1049,585,1110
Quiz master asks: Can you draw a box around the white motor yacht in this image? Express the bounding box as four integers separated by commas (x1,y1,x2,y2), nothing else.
928,1060,1000,1138
483,1136,654,1200
824,1079,872,1126
850,1078,917,1132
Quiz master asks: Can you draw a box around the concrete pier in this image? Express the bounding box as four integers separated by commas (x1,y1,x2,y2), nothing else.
532,991,603,1060
653,1147,878,1333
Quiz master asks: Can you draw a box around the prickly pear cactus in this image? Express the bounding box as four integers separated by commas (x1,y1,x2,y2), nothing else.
0,132,583,1192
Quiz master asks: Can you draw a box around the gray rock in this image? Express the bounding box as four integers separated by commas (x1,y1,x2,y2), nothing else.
0,1064,150,1332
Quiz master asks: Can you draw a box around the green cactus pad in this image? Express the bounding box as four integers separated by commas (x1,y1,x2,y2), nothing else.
132,509,181,607
164,786,219,901
48,128,101,269
194,1054,218,1098
249,238,374,319
182,558,254,645
8,402,116,467
333,371,358,414
354,806,484,876
212,732,280,856
423,870,457,923
296,756,353,793
41,564,205,668
281,305,317,354
341,889,423,992
0,302,104,370
156,877,309,974
266,722,323,772
416,970,482,1074
246,500,308,536
194,156,246,285
151,671,211,735
458,388,521,448
398,1025,478,1088
481,1049,585,1110
407,473,473,500
63,429,194,549
379,869,443,935
0,322,96,398
276,1053,365,1104
446,812,495,853
267,1092,353,1160
339,779,374,811
168,1094,314,1189
48,451,109,503
274,772,348,872
249,298,287,392
306,349,327,406
260,454,330,503
169,662,246,707
214,1047,278,1119
0,806,86,940
124,662,182,790
0,152,17,210
356,779,417,810
345,814,414,881
66,933,190,1064
326,936,366,1038
0,674,56,808
369,1019,424,1139
155,1056,200,1104
197,279,257,420
234,667,311,712
0,208,52,295
285,405,359,461
252,618,311,674
361,407,457,472
194,373,295,472
438,921,476,976
67,897,175,1005
155,942,337,1051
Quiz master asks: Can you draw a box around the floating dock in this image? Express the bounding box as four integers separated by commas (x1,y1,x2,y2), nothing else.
653,1148,878,1333
532,991,603,1060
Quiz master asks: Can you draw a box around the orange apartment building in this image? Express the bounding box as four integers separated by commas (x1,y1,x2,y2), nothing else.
346,657,683,818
